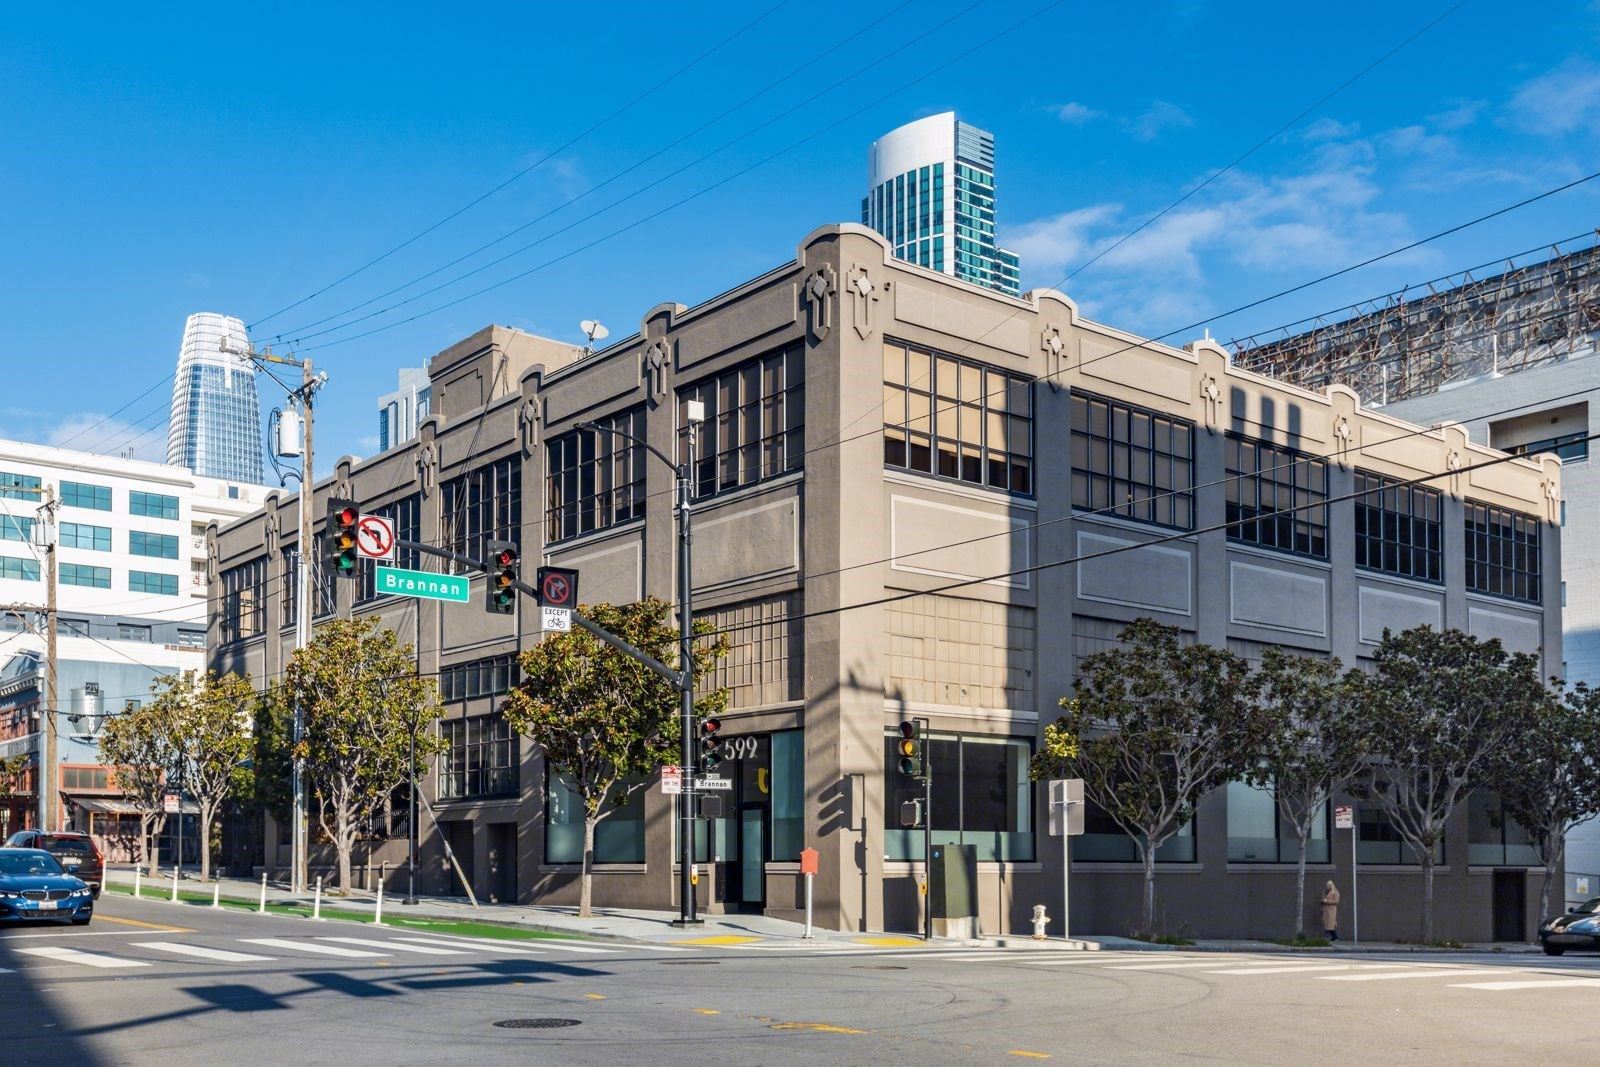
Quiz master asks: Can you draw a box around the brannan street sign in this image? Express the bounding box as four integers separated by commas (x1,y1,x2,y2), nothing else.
376,566,470,604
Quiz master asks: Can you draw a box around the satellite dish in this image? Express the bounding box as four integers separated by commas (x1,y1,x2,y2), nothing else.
580,319,610,356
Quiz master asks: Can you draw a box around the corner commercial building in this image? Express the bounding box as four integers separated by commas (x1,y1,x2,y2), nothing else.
210,225,1561,939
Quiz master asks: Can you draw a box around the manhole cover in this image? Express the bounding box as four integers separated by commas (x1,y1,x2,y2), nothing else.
493,1019,582,1030
661,959,721,965
851,964,907,970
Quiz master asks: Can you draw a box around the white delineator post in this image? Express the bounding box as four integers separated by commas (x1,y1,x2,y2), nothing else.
313,875,323,921
133,867,141,899
374,880,385,927
212,882,221,909
259,872,268,914
170,864,179,903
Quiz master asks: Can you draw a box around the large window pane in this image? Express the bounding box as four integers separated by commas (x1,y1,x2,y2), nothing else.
1354,471,1443,584
1226,435,1328,559
1465,502,1541,605
1071,391,1194,530
544,772,644,863
1226,781,1278,862
678,343,804,502
883,732,1033,862
883,341,1032,494
770,729,805,862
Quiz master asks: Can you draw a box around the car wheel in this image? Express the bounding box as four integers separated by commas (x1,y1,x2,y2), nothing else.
1543,943,1565,956
91,887,100,900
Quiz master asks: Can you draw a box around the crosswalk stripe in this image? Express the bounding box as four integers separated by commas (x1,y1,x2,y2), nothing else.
319,937,468,956
386,931,618,954
132,942,276,963
1319,969,1505,982
1109,960,1284,971
15,946,150,969
1205,964,1397,976
1023,956,1144,966
240,938,388,958
1453,978,1600,991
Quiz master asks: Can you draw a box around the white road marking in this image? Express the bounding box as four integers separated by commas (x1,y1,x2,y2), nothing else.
1454,978,1600,991
132,942,276,963
319,937,468,956
1319,968,1504,982
240,938,388,958
381,930,618,954
15,946,150,969
1109,960,1287,971
1205,964,1402,976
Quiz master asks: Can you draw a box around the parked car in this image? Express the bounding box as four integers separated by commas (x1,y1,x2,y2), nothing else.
1539,897,1600,955
5,830,102,897
0,847,93,925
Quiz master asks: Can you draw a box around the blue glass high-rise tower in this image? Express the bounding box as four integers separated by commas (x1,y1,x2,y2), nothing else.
861,113,1021,297
166,313,265,484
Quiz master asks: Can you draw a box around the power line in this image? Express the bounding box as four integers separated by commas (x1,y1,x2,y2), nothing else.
247,0,794,331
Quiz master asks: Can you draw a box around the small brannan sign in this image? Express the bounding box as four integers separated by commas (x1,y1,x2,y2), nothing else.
375,566,470,604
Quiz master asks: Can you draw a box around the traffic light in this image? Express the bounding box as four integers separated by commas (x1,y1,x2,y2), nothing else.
486,539,518,614
326,498,359,579
697,717,722,773
896,720,923,778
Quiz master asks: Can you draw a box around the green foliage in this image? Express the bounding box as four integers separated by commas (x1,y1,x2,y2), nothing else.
1033,617,1269,930
157,670,256,880
249,690,293,823
99,698,180,868
273,616,443,892
0,752,29,798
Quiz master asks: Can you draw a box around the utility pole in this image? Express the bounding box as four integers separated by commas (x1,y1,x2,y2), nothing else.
223,337,324,895
37,487,57,831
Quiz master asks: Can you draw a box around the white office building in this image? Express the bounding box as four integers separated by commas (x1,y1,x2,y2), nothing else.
167,312,266,484
377,367,432,453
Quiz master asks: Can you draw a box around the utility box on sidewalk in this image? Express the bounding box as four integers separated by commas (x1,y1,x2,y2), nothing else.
930,844,977,938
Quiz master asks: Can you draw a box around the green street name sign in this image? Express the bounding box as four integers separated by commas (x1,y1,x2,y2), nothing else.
375,566,471,604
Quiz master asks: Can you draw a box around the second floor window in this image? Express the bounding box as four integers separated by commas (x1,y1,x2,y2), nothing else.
129,491,179,520
60,522,111,552
438,714,518,800
60,563,111,589
1354,471,1442,584
1466,502,1542,604
678,343,804,500
442,456,521,568
61,481,111,511
221,557,266,643
884,341,1033,494
545,406,646,542
1071,392,1193,529
130,531,179,559
1226,435,1328,559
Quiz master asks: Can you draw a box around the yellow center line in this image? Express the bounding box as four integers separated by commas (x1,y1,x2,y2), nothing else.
770,1022,865,1035
94,914,194,932
585,993,607,1000
694,1008,721,1015
1008,1051,1051,1060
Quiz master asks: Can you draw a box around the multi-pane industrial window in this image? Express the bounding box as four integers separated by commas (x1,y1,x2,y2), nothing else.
1506,431,1587,463
1070,392,1193,528
883,341,1033,494
883,732,1034,862
439,654,519,703
441,457,521,570
1354,471,1442,583
129,531,179,559
545,407,646,542
357,495,421,603
1225,436,1328,559
129,571,178,596
1465,502,1542,603
221,558,266,643
0,515,32,542
678,344,804,500
60,523,111,552
0,556,39,582
129,491,179,520
60,563,111,589
0,472,40,500
438,714,518,800
60,481,111,511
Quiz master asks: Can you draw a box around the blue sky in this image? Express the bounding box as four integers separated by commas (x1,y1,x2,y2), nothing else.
3,1,1598,470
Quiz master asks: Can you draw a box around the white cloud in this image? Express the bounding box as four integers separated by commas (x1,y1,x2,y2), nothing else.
47,415,168,463
1428,100,1483,131
1050,102,1103,125
1301,117,1360,142
1506,59,1600,135
1130,101,1194,141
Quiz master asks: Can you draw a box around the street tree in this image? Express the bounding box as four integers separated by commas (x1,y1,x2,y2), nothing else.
160,670,257,882
1489,680,1600,925
504,597,729,919
1350,626,1543,943
1031,618,1268,934
98,701,179,873
0,752,29,803
1251,648,1369,939
274,616,443,894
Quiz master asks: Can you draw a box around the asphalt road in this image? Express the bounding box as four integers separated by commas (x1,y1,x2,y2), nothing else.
5,893,1600,1065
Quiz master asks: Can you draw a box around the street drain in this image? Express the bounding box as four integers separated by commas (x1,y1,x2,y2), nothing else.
661,959,721,965
851,964,907,970
493,1019,582,1030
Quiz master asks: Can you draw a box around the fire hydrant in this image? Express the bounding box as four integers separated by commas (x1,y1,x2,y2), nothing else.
1031,904,1050,940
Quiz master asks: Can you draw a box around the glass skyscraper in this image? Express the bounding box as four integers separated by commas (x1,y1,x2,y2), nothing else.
861,113,1021,297
166,313,265,484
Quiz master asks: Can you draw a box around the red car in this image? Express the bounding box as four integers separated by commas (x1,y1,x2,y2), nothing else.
5,831,103,898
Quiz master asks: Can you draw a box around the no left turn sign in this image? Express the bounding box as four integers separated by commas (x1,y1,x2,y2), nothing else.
356,514,397,561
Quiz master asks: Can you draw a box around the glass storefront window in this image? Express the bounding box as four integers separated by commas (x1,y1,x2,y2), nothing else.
1357,804,1442,865
544,772,644,864
1467,790,1541,866
770,729,804,862
1076,799,1194,862
883,732,1033,862
1226,780,1329,863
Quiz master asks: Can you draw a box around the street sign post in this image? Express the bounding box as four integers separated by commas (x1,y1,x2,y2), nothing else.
375,566,471,604
660,765,682,795
541,606,572,632
1048,778,1085,942
355,514,397,561
1336,805,1360,945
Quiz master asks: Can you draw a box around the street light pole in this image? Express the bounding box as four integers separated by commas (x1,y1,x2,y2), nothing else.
577,408,703,926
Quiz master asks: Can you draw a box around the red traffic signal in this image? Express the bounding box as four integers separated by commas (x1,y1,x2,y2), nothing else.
698,718,722,771
326,497,360,577
486,539,518,614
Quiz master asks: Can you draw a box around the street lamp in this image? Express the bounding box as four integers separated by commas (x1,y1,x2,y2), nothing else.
577,401,704,926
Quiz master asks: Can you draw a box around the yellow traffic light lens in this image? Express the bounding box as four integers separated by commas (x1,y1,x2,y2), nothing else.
336,533,356,550
897,739,916,757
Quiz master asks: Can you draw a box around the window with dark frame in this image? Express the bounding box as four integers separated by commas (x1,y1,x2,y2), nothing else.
438,714,519,800
221,557,266,643
441,456,521,572
1070,392,1193,529
1225,435,1328,559
545,406,646,543
1465,501,1542,604
882,731,1034,862
1353,470,1443,584
883,340,1033,495
677,343,804,501
439,654,520,703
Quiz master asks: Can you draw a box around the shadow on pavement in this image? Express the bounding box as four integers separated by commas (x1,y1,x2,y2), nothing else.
0,926,113,1067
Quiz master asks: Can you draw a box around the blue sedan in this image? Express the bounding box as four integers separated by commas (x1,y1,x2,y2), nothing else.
0,847,94,925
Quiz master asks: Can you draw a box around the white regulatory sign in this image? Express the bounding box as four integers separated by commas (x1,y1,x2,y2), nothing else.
661,765,682,795
1334,804,1354,830
356,514,397,561
541,606,572,632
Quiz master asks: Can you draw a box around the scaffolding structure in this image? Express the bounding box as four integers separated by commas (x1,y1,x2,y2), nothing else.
1231,232,1600,404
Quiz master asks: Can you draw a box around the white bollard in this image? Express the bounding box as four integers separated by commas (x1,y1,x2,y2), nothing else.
312,875,323,921
134,867,141,899
259,872,268,914
170,864,180,903
212,881,221,909
374,879,385,927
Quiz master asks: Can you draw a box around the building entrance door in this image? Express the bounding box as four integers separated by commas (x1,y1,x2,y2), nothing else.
1493,868,1526,942
739,805,765,911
